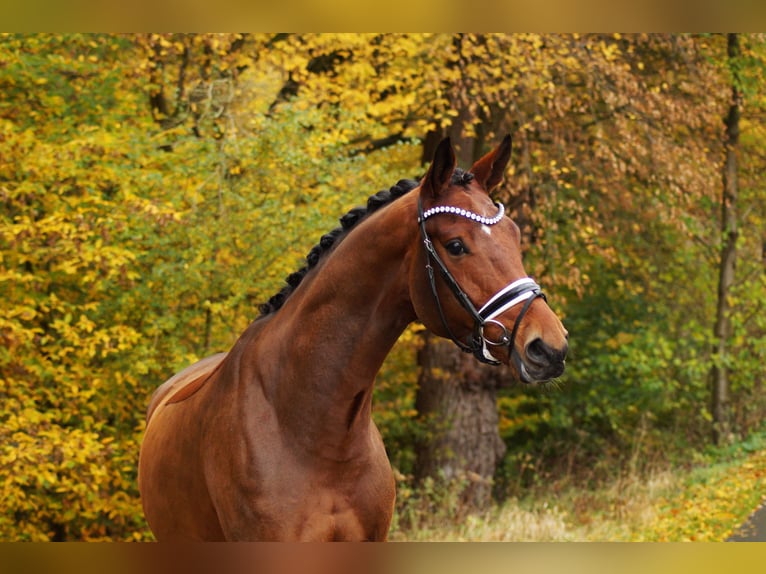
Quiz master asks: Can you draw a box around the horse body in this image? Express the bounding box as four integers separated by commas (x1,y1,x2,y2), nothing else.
139,196,417,540
138,136,569,541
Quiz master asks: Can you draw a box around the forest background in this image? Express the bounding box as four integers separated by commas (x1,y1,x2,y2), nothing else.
1,33,766,541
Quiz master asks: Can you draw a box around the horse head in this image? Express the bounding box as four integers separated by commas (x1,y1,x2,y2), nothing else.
410,136,568,383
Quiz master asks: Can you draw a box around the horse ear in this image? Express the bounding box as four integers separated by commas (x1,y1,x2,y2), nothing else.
421,137,456,198
469,134,512,192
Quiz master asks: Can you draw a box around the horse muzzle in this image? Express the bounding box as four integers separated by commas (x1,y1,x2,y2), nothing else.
515,337,568,384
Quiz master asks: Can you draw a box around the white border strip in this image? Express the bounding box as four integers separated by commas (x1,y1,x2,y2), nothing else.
478,277,539,321
419,202,505,226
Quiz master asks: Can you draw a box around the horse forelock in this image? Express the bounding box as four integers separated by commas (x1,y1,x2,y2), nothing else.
450,168,474,187
258,177,421,317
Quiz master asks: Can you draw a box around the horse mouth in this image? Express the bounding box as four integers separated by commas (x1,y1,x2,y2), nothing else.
517,358,566,385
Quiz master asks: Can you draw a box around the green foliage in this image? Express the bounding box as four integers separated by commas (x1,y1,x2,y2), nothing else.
1,33,425,540
0,35,157,540
491,33,766,495
390,471,470,536
373,326,422,474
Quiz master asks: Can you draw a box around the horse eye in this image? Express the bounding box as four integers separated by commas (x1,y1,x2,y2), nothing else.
445,239,467,256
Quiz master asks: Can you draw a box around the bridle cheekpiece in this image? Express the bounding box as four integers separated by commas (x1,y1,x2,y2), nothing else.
417,197,546,368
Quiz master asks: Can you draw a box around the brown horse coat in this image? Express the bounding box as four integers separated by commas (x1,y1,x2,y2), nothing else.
138,137,568,540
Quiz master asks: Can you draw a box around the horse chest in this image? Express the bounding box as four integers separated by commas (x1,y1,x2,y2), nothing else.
206,418,395,541
255,453,394,541
287,486,378,541
216,462,393,541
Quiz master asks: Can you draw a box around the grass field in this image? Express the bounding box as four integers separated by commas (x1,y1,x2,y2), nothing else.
390,433,766,541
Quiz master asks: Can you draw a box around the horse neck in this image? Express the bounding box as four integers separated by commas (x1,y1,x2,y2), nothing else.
252,193,419,459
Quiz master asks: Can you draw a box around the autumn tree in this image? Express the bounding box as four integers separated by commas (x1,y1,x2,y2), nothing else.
0,33,160,540
153,32,763,506
3,33,766,539
259,32,730,509
711,34,766,439
503,34,730,478
0,33,427,538
410,34,758,496
711,33,741,445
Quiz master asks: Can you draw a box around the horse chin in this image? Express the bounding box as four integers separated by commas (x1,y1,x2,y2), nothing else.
515,357,565,385
517,361,547,385
493,349,539,385
511,356,564,386
517,361,535,384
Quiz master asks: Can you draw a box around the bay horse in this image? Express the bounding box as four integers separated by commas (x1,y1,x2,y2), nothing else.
138,136,568,541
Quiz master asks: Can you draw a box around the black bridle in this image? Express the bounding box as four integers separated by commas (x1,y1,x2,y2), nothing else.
417,196,546,368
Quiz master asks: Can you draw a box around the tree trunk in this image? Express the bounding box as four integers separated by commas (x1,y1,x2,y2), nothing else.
414,37,510,513
415,113,508,514
711,33,741,445
413,333,506,512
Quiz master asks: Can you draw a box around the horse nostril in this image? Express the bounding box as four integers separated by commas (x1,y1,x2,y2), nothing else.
526,338,548,365
526,338,567,366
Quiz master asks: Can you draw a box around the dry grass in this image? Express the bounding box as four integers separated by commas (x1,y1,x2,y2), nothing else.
392,474,673,542
391,446,766,542
392,500,573,541
567,470,677,541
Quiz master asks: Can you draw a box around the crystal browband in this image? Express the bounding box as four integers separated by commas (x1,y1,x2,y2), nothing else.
418,202,506,226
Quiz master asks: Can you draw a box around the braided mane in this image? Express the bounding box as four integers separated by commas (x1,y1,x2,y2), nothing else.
258,168,476,317
258,177,421,316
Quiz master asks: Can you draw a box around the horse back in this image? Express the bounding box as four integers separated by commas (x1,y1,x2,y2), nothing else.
145,353,227,426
